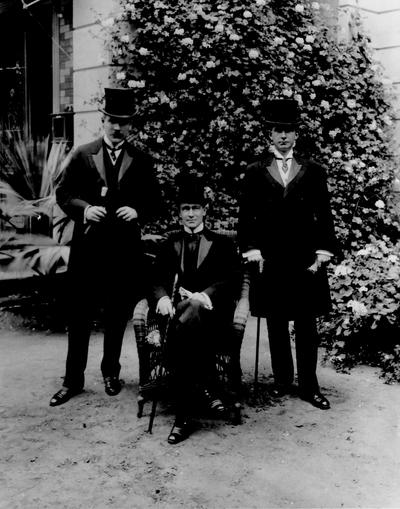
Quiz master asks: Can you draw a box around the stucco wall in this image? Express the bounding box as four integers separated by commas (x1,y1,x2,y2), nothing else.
73,0,119,145
339,0,400,152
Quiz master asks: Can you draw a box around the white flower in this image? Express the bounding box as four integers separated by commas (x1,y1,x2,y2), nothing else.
169,101,177,109
229,33,241,41
348,300,368,317
303,44,312,51
312,79,321,86
347,99,357,108
243,10,252,18
206,60,216,68
332,150,342,158
312,2,320,9
101,17,114,27
181,37,194,46
287,51,295,59
295,4,304,13
116,71,126,80
189,77,199,84
120,34,130,43
138,47,149,56
375,199,385,209
388,254,398,263
164,15,175,23
321,100,330,110
329,129,338,138
310,92,316,100
248,49,260,59
215,23,224,33
305,34,315,43
359,286,368,293
274,36,284,45
294,93,303,105
295,37,304,45
334,264,353,276
217,119,228,128
156,136,164,144
282,89,293,97
256,0,266,5
174,28,184,36
149,96,159,104
177,72,187,80
146,329,161,347
127,79,145,88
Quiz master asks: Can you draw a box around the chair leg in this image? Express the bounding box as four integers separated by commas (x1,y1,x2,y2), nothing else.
232,402,242,425
254,316,261,390
147,398,158,433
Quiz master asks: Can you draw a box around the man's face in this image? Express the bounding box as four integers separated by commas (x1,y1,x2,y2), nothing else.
103,115,132,145
270,126,297,155
179,203,206,230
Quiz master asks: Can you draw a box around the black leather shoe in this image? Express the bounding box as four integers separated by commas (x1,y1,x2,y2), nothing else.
104,377,123,396
49,387,83,407
269,384,290,398
301,392,330,410
167,420,191,445
202,388,226,416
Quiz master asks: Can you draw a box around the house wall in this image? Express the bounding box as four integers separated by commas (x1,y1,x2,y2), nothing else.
72,0,119,145
58,0,73,113
339,0,400,152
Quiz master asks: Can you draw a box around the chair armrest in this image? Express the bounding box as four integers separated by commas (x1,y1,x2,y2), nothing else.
133,298,150,349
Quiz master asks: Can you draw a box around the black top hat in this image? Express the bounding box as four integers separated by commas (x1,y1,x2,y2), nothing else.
176,173,207,205
263,99,300,127
99,88,137,119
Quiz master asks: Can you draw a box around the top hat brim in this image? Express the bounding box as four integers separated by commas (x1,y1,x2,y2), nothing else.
99,107,136,119
265,120,299,127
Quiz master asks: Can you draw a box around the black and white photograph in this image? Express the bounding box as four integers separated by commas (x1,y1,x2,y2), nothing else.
1,0,400,507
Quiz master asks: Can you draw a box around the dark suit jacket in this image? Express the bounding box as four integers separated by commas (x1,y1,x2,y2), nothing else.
150,228,239,322
56,138,161,308
238,153,338,318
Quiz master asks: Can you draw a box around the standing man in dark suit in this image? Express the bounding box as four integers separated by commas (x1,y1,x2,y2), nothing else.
151,175,239,443
238,99,337,410
50,88,161,406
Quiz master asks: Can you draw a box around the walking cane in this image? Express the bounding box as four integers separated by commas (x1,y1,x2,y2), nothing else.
254,258,264,390
147,273,179,434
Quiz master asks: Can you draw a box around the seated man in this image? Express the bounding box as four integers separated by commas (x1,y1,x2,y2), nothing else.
150,175,239,444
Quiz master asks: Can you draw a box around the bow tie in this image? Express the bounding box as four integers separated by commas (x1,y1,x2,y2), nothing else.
184,231,202,241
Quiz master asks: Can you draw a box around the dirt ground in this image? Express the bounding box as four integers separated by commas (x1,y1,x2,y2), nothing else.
1,316,400,509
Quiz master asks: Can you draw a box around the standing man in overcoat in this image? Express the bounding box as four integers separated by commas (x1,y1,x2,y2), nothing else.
50,87,161,406
238,99,338,410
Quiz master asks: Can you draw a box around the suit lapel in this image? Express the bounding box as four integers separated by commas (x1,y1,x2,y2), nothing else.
267,158,285,187
197,233,213,268
90,141,107,184
284,157,306,196
118,149,133,182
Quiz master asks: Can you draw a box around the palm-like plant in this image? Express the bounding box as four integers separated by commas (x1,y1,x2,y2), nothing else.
0,134,72,277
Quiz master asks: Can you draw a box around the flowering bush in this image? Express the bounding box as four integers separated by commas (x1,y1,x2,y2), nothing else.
103,0,400,378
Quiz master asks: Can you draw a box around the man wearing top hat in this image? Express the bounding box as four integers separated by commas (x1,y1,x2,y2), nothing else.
238,99,338,410
50,88,161,406
150,174,239,443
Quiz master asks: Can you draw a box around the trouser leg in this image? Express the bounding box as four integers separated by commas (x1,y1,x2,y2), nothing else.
294,316,319,394
63,313,91,390
266,315,294,386
101,303,129,378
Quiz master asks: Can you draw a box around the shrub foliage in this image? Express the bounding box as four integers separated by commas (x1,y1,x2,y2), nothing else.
104,0,400,381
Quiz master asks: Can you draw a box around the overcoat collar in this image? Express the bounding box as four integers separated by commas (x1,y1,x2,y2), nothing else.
264,153,306,196
175,227,214,272
89,137,133,185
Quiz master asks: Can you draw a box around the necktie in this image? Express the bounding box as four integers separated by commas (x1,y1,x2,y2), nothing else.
183,232,201,273
281,156,289,173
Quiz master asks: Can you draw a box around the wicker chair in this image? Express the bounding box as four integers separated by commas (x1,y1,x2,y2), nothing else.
133,231,250,432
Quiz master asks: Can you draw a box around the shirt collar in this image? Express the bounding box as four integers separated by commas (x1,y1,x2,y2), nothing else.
272,147,294,160
103,134,125,151
183,223,204,235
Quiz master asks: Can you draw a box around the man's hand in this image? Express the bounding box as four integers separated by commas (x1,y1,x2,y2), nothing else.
116,206,138,222
157,296,174,317
242,249,263,263
86,205,107,223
